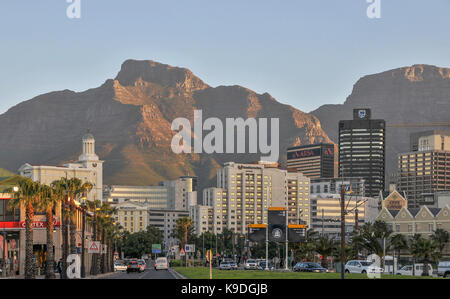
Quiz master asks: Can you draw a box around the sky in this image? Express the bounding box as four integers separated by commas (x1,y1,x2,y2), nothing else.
0,0,449,115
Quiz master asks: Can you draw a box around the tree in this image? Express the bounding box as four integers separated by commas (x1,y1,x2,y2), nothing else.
431,228,449,255
314,235,335,268
357,220,393,269
390,234,408,274
37,184,59,279
409,234,440,276
120,226,163,258
8,178,40,279
171,217,195,249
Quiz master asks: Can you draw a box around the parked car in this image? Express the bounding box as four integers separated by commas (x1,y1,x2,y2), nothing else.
155,257,169,270
293,262,329,273
114,261,127,272
396,264,434,277
229,261,238,270
257,260,274,271
218,261,233,270
244,259,258,270
437,261,450,278
127,259,143,273
345,260,384,274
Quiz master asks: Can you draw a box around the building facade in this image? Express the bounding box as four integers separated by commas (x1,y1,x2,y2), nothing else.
287,143,338,178
199,162,310,235
310,177,365,197
148,209,189,251
161,176,198,210
397,130,450,208
113,201,149,233
104,185,168,209
18,133,104,203
338,108,386,197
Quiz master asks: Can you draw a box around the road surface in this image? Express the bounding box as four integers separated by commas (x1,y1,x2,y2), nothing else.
104,260,176,279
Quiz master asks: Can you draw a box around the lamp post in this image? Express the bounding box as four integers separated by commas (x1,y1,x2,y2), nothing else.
2,223,6,278
81,200,87,278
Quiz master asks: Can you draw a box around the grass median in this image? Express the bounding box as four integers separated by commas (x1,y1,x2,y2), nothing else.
173,267,441,279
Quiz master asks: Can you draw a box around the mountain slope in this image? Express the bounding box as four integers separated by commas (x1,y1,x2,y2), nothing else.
311,64,450,180
0,59,331,191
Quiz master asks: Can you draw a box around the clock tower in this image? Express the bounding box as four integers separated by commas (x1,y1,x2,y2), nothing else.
78,131,104,202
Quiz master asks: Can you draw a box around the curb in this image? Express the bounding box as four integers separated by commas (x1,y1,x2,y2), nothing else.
169,268,187,279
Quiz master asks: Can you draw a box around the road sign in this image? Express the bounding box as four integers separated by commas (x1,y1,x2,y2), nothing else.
102,245,107,254
88,241,101,254
180,248,186,256
152,244,162,254
185,244,195,253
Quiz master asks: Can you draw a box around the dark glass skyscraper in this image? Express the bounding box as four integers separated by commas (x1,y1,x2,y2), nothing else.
338,109,386,197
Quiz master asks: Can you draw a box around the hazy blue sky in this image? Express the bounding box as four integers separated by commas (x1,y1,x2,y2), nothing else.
1,0,449,114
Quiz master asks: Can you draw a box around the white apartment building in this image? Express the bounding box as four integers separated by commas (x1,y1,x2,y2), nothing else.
148,209,189,251
200,162,310,235
104,185,168,209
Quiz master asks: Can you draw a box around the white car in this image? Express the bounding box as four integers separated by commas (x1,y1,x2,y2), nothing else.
345,260,384,274
114,262,127,272
397,264,434,277
437,261,450,278
155,257,169,270
244,259,258,270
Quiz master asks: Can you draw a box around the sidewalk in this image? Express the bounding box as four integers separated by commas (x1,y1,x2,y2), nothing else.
0,271,117,279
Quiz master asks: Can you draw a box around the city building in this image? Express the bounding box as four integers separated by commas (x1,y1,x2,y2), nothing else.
287,143,338,178
310,177,365,197
310,178,378,238
397,130,450,208
18,132,104,203
189,204,213,236
113,201,149,233
338,108,386,197
199,161,310,235
104,185,168,209
148,209,189,251
376,204,450,256
0,192,95,276
161,176,198,210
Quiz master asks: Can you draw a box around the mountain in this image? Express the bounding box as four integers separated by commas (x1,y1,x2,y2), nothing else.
311,64,450,180
0,59,331,191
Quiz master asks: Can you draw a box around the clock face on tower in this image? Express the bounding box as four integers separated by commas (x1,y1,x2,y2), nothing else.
92,163,97,168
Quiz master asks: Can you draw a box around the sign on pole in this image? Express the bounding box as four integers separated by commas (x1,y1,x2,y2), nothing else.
102,245,107,254
288,224,307,242
268,207,286,242
88,241,101,254
152,244,162,254
248,224,266,242
180,248,186,256
185,244,195,253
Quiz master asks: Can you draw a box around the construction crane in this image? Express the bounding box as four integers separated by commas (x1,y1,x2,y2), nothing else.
387,122,450,128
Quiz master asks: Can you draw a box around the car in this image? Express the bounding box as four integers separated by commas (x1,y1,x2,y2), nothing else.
137,260,146,272
155,257,169,270
437,261,450,278
257,260,274,271
126,259,143,273
244,259,258,270
345,260,384,274
114,261,127,272
293,262,329,273
396,264,434,277
218,261,233,270
229,261,238,270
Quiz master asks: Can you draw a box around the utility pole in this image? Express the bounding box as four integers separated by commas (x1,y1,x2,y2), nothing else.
81,202,86,278
321,209,324,236
265,223,269,271
2,223,6,278
354,208,359,259
340,186,346,280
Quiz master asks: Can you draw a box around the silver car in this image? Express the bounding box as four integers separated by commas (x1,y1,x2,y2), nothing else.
219,261,232,270
244,259,258,270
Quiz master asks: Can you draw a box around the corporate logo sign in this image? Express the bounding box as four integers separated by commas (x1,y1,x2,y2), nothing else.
287,147,334,160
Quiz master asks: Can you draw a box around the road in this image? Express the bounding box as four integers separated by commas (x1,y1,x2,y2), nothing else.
105,260,176,279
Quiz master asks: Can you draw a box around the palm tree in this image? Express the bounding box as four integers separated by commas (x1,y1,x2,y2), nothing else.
86,198,102,275
7,178,40,279
51,178,69,279
431,228,449,255
65,178,85,255
357,221,393,269
409,234,439,276
38,184,59,279
314,235,335,269
390,234,408,274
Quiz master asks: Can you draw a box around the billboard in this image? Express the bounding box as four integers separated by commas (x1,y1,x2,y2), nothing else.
152,244,162,254
287,147,333,160
268,207,286,242
288,224,307,242
248,224,266,242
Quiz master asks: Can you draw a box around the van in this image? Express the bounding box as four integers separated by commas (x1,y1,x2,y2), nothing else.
396,264,434,277
155,257,169,270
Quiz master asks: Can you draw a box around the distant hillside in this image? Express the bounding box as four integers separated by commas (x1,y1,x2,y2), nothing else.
311,64,450,181
0,59,331,191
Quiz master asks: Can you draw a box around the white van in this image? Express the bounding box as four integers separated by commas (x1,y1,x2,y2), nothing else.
155,257,169,270
396,264,434,277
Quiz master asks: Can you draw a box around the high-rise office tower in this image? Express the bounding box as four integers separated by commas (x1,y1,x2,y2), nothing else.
287,143,338,178
338,109,386,197
398,130,450,208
